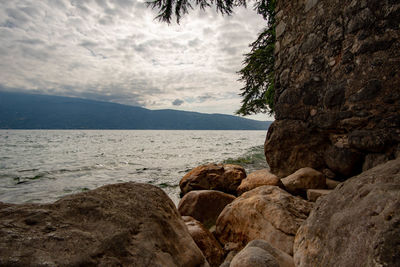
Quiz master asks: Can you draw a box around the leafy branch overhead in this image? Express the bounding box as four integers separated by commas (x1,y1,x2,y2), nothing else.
147,0,276,116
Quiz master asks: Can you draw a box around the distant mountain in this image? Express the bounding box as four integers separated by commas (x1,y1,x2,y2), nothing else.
0,91,272,130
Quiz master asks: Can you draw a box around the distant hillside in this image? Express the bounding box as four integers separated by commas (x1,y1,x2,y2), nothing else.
0,92,272,130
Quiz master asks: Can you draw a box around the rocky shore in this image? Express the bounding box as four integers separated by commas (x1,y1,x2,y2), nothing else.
1,159,399,266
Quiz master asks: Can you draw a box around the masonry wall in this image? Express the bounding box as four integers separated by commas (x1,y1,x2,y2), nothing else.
265,0,400,178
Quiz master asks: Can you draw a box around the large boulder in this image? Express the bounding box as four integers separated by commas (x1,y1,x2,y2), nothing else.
182,216,224,267
265,0,400,178
215,186,313,255
179,164,246,196
237,169,285,195
0,183,209,267
281,167,326,196
294,158,400,267
178,190,235,228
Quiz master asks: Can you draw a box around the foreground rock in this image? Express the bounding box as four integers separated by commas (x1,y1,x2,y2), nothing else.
178,190,235,228
216,186,313,255
179,164,246,196
0,183,209,267
237,169,284,195
182,216,224,267
281,167,326,196
294,158,400,266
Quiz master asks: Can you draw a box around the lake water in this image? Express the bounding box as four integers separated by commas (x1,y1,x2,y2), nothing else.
0,130,267,205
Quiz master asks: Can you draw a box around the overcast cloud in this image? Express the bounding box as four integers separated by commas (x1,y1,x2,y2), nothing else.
0,0,269,120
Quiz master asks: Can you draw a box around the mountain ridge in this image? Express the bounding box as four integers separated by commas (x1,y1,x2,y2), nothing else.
0,91,271,130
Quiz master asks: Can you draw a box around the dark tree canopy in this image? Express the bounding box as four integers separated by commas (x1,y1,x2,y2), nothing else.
147,0,276,116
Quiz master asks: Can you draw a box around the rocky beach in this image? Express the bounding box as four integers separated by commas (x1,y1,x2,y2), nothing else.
1,0,399,266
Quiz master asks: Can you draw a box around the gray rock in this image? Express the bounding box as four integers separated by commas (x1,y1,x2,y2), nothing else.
294,158,400,267
276,22,286,38
305,0,319,12
0,183,209,267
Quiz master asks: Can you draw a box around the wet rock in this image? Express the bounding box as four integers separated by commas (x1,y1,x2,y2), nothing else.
306,189,332,202
178,190,235,229
0,183,209,267
294,158,400,267
237,169,284,196
281,167,326,196
182,216,223,267
215,186,313,255
179,164,246,197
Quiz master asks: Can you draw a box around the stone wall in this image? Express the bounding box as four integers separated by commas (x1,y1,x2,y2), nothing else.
265,0,400,178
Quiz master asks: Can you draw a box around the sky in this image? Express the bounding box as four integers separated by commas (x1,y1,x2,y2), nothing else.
0,0,272,121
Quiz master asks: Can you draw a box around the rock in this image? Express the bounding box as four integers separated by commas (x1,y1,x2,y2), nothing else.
219,251,238,267
230,247,279,267
0,183,209,267
325,178,340,189
306,189,332,202
182,216,224,267
281,167,326,196
294,158,400,267
179,164,246,197
324,146,364,177
215,186,313,255
245,240,295,267
237,169,284,196
178,190,235,229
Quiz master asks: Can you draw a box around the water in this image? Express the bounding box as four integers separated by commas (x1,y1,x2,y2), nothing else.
0,130,267,205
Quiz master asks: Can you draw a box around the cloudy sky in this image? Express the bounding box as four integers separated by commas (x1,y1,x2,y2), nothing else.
0,0,270,120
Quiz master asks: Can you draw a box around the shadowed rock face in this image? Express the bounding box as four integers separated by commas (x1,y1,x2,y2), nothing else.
178,190,236,229
294,158,400,267
266,0,400,178
0,183,209,267
182,216,224,267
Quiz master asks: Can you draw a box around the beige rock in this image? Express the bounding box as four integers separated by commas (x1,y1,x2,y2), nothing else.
215,186,313,255
178,190,235,229
182,216,223,267
0,183,209,267
307,189,332,202
325,178,341,189
179,163,246,196
237,169,285,195
281,167,326,195
294,158,400,267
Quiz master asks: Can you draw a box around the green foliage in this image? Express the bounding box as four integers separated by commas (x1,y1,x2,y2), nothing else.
147,0,276,116
236,25,275,115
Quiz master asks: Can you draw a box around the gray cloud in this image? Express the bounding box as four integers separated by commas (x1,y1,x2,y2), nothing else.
0,0,267,116
172,99,184,106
